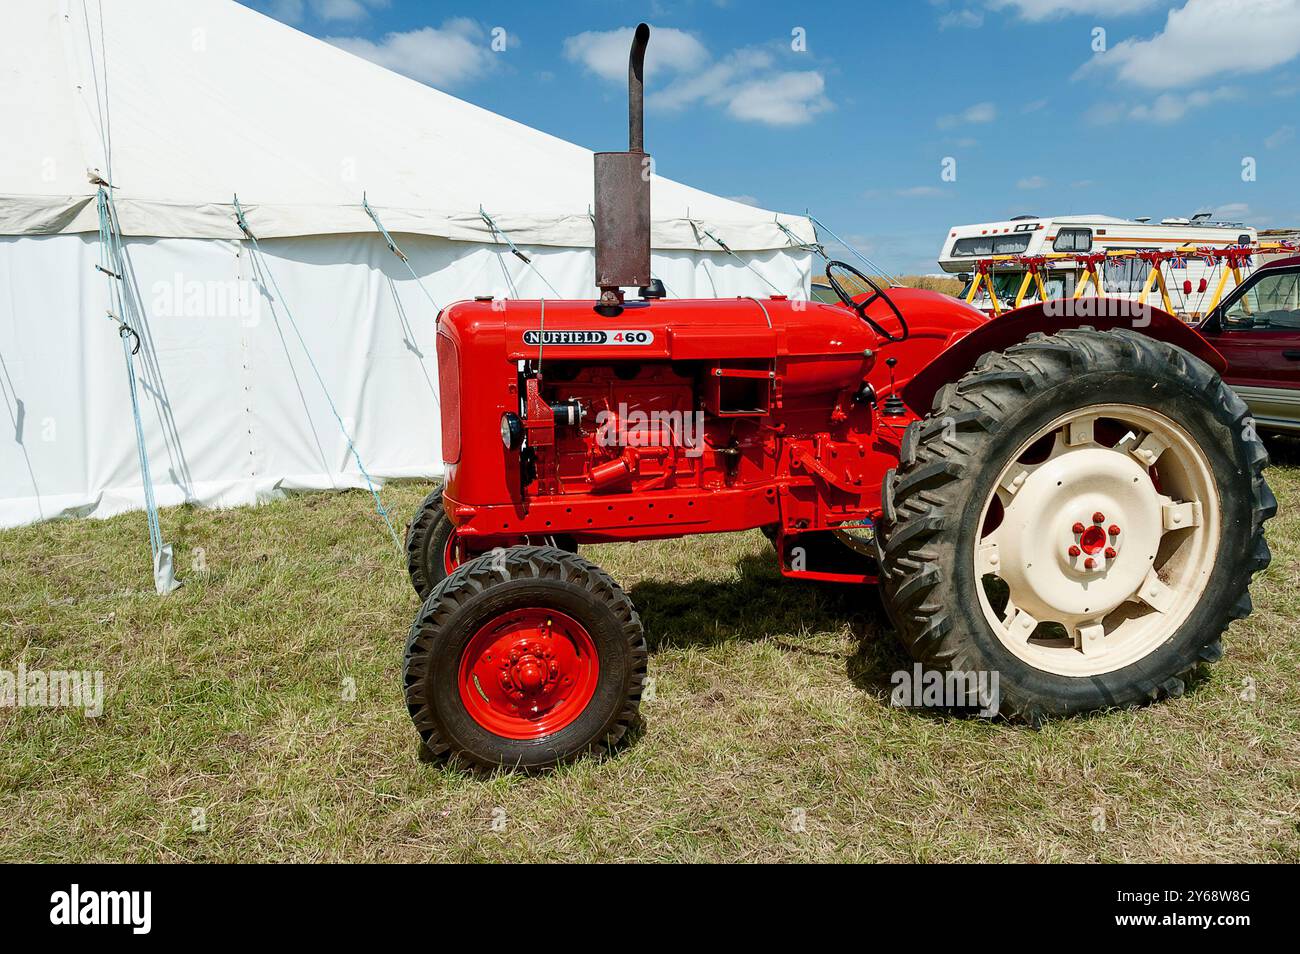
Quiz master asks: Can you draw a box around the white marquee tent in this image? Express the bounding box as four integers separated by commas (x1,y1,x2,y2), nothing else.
0,0,815,546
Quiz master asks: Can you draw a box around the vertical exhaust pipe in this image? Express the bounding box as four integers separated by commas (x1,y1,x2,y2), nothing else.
594,23,652,309
628,22,648,154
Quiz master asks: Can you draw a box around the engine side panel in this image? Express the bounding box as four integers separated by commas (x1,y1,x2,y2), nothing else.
435,295,933,548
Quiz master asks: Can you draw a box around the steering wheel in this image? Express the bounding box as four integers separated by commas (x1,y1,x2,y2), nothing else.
824,260,909,343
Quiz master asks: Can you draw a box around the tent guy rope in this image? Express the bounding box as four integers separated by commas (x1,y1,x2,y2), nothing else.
691,220,787,295
96,185,180,594
361,193,443,317
233,195,404,556
478,206,563,298
83,0,180,594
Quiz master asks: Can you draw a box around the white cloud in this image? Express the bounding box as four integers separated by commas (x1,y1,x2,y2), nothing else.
940,9,985,27
1213,202,1251,218
1128,85,1240,121
1265,124,1296,148
574,32,832,127
1086,85,1240,123
269,0,304,19
726,72,830,125
1017,175,1048,189
562,26,708,83
650,48,773,111
327,19,495,89
989,0,1161,20
1081,0,1300,89
315,0,382,19
269,0,388,22
938,101,996,128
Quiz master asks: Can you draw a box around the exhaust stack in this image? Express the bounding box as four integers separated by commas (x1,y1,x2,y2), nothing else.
594,23,652,308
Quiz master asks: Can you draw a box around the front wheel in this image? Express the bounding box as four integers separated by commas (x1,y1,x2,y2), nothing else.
404,546,647,770
405,486,459,601
879,328,1275,722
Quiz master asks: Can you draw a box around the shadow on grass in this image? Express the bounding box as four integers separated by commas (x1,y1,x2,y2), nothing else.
628,552,912,697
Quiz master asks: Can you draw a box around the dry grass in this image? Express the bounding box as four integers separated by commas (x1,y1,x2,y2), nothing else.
815,273,965,297
1,438,1298,863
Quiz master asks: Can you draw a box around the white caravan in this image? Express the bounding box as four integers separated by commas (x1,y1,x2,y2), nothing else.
938,213,1258,318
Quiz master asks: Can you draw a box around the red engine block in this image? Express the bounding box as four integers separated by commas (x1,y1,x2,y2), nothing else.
436,289,984,580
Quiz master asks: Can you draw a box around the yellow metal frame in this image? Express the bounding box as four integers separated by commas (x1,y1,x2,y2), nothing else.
1014,268,1047,308
965,266,1003,316
959,241,1294,319
1136,261,1175,313
1204,262,1249,314
1072,261,1104,300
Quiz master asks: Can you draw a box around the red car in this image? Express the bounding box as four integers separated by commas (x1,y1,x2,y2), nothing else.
1199,255,1300,434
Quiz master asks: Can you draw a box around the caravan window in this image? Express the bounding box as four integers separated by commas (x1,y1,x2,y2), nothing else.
951,234,1031,257
1053,228,1092,252
1102,255,1153,294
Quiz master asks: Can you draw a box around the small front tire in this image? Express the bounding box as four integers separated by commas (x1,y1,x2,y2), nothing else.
404,546,647,771
405,486,459,601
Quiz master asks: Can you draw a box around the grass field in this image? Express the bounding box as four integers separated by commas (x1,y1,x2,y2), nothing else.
2,437,1298,863
815,273,966,297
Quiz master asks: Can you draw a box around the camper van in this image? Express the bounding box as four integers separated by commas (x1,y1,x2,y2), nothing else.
938,213,1258,318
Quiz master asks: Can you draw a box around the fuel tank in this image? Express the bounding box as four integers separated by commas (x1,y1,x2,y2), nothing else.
441,294,877,387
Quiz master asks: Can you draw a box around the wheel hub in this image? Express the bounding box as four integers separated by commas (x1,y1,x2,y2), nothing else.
996,446,1162,621
1068,513,1122,571
498,637,562,703
459,609,599,739
974,405,1219,677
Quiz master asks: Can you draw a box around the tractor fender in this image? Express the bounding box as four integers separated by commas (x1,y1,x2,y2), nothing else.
900,302,1227,415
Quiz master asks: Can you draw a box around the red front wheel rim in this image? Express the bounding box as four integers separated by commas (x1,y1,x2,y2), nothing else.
458,608,600,739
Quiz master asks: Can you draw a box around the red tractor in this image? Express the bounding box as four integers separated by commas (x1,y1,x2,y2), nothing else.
403,25,1275,770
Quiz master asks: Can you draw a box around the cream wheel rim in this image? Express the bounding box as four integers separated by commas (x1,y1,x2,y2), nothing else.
974,404,1220,677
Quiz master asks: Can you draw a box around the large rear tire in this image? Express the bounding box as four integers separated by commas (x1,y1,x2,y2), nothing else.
404,546,647,771
878,328,1275,722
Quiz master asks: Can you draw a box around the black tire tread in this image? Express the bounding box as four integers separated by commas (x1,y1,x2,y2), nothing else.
879,327,1274,722
405,485,450,601
403,545,647,771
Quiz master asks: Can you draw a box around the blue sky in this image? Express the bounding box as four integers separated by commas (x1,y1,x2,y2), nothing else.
247,0,1300,273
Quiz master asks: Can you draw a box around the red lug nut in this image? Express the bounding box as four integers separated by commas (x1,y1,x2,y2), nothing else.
1108,524,1121,537
1092,512,1106,524
1069,545,1081,557
1084,557,1097,570
1104,547,1117,559
1072,522,1086,534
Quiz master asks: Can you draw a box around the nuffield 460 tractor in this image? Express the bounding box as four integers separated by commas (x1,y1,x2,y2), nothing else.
402,25,1275,770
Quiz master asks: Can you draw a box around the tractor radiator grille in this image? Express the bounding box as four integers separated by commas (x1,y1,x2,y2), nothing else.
436,330,461,464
